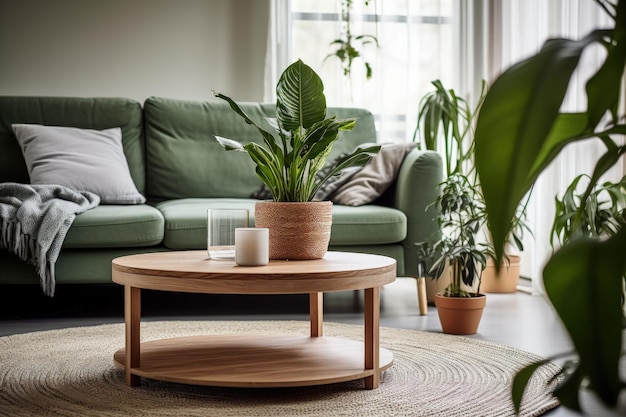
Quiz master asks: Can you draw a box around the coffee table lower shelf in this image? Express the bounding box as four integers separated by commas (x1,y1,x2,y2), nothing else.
113,334,394,388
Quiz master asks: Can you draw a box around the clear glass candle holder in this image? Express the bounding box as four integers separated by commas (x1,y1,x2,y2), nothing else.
207,208,249,259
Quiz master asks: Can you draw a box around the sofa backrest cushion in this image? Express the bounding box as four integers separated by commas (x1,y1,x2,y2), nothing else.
143,96,377,200
0,96,145,194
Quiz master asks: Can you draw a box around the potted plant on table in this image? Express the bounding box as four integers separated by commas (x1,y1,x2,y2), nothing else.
474,0,626,412
213,59,380,260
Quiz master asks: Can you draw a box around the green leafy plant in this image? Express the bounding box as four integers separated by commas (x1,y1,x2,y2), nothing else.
413,80,528,296
474,0,626,412
213,59,380,202
427,173,490,297
413,80,485,177
325,0,379,80
551,173,626,247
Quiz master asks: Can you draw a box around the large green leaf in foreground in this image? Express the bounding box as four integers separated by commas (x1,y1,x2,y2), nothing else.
543,229,626,409
474,33,604,262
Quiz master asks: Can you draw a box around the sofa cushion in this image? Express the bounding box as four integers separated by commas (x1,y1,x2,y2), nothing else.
156,198,406,250
330,204,407,245
63,204,164,248
12,124,145,204
143,97,377,201
156,198,257,249
0,96,145,194
331,142,417,206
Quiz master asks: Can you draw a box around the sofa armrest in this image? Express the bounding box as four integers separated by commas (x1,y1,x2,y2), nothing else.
393,149,443,277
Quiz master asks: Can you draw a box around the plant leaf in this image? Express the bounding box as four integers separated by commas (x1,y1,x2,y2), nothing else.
475,32,605,262
553,366,585,412
213,92,283,162
511,360,554,414
585,1,626,127
526,113,589,183
214,136,245,151
311,145,381,197
543,229,626,407
243,142,283,198
276,59,326,131
303,117,357,161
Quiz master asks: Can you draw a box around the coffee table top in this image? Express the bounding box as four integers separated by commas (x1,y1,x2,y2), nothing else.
112,250,396,294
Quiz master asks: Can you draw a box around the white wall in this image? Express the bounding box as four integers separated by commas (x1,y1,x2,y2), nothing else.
0,0,269,102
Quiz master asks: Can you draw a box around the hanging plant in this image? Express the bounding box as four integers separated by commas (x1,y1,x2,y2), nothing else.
325,0,379,80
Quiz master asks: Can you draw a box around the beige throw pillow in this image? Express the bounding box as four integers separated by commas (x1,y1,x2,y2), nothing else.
331,142,417,206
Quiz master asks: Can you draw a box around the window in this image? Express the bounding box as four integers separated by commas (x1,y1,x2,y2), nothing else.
267,0,624,290
267,0,454,143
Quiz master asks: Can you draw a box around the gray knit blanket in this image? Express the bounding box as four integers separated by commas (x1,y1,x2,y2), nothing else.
0,183,100,296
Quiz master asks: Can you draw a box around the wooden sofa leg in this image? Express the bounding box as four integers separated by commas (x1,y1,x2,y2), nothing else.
417,277,428,315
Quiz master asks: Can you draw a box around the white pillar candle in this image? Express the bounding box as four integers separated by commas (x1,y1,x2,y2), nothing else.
235,228,269,266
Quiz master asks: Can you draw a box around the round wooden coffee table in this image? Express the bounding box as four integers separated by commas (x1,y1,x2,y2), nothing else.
111,251,396,389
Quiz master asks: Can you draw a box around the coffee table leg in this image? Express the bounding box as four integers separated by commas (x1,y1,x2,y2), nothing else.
125,285,141,387
309,292,323,337
364,286,380,389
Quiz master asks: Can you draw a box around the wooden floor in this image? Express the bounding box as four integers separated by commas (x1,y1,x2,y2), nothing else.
0,277,608,416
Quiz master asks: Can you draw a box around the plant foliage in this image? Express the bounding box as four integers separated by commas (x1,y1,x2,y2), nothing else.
428,173,490,297
413,80,528,297
474,0,626,412
325,0,379,80
413,80,483,177
214,59,380,202
551,173,626,247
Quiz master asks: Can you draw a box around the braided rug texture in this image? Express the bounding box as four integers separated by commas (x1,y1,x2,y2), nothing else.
0,320,560,417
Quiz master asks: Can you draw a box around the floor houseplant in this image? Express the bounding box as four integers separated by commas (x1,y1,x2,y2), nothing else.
214,59,380,259
474,0,626,412
414,79,529,296
479,255,521,293
551,173,626,247
413,80,484,300
413,79,483,178
419,173,490,335
480,200,530,293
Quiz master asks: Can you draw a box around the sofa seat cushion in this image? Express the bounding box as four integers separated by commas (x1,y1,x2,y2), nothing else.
330,205,407,245
156,198,406,250
63,205,164,248
156,198,257,249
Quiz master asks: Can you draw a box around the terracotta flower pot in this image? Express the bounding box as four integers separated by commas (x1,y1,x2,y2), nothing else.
254,201,333,260
434,293,486,335
480,255,521,293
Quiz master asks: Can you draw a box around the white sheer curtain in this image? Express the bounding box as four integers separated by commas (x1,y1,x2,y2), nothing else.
265,0,455,144
485,0,621,294
265,0,622,292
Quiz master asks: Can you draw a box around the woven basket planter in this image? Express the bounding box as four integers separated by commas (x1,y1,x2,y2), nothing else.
254,201,333,260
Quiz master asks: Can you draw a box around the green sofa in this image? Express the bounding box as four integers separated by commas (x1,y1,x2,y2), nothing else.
0,96,442,288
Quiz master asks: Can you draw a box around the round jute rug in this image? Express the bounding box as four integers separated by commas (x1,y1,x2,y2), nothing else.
0,320,560,417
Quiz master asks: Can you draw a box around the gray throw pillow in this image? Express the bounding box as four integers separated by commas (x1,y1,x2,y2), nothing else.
331,142,417,206
313,152,362,201
12,124,146,204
